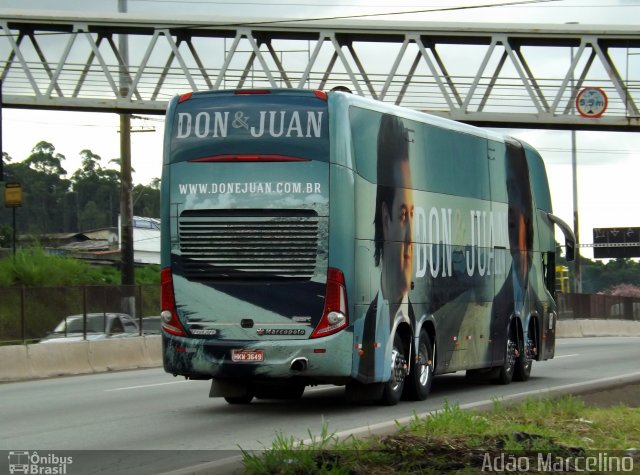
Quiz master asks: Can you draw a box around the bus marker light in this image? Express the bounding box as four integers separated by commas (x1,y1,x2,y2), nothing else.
178,92,192,103
313,90,328,100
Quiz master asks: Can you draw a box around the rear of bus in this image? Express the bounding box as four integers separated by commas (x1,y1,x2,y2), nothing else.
160,89,353,398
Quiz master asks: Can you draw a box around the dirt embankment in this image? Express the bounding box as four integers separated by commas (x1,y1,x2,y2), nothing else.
576,382,640,408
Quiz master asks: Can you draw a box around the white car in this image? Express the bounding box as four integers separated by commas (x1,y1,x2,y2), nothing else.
40,313,140,343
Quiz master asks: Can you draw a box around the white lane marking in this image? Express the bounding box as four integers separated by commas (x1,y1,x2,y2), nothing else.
159,371,640,475
105,380,190,392
304,370,640,446
555,354,579,358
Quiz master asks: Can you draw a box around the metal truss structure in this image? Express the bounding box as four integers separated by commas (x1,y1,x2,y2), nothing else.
1,11,639,130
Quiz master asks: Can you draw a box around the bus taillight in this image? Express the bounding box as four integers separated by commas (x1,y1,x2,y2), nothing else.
160,267,187,336
311,267,348,338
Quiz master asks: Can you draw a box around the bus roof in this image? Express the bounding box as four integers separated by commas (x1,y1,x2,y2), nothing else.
173,87,507,143
330,90,506,143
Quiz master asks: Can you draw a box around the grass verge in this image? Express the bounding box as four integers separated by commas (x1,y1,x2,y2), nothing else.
241,395,640,474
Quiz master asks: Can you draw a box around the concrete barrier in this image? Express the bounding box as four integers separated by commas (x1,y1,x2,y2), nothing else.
89,337,154,372
0,344,31,381
557,319,640,338
144,334,162,365
27,340,92,379
2,321,640,383
0,335,162,382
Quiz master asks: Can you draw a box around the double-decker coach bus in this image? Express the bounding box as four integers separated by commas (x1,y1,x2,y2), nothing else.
160,88,575,405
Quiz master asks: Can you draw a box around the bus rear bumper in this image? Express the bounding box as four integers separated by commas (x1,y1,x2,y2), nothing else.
162,330,353,382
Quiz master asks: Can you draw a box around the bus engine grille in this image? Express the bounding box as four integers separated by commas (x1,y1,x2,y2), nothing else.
178,209,320,281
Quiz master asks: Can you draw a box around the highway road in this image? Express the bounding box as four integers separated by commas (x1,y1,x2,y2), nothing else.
1,337,639,474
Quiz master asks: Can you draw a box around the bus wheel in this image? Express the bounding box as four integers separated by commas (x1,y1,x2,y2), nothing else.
403,330,433,401
494,324,517,385
224,394,254,404
514,331,535,381
380,333,407,406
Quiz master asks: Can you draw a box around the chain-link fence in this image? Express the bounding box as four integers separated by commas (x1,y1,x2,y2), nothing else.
0,285,160,344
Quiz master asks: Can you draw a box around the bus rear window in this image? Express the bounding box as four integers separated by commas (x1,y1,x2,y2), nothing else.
169,93,329,164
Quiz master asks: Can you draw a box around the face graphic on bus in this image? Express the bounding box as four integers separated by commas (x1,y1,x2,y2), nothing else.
382,160,414,302
506,143,533,286
517,212,529,279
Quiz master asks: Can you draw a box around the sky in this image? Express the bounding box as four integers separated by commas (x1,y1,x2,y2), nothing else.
1,0,640,260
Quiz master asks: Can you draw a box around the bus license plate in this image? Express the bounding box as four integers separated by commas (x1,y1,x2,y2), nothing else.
231,349,264,362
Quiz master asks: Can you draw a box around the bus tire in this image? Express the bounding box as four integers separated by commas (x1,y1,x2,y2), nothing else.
514,326,535,381
494,322,517,385
379,333,407,406
403,329,433,401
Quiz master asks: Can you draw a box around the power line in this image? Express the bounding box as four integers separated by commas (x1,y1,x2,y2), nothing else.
537,147,633,155
128,0,558,5
0,0,566,36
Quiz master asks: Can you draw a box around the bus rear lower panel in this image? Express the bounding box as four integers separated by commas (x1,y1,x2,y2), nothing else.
162,330,353,384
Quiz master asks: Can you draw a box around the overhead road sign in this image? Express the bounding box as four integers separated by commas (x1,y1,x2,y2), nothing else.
576,87,608,118
593,227,640,259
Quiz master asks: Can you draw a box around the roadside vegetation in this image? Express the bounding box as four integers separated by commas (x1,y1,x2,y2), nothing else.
242,394,640,474
0,248,160,343
0,247,159,286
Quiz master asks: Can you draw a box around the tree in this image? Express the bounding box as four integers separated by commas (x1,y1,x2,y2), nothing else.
133,182,160,218
1,152,11,183
1,142,71,234
79,201,105,230
24,141,67,175
1,142,161,239
71,150,120,229
580,258,640,293
602,283,640,298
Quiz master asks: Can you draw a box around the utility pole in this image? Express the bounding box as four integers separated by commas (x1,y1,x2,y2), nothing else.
568,34,582,294
571,129,581,293
118,0,135,289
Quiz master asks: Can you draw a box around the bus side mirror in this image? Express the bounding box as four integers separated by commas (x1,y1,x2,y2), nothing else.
564,239,575,262
547,213,576,262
